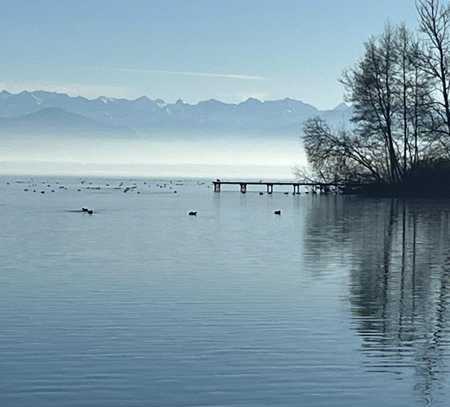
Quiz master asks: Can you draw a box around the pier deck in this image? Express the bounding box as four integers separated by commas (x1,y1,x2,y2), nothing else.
212,181,343,194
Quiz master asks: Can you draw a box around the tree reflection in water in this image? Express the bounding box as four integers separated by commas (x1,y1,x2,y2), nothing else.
303,197,450,404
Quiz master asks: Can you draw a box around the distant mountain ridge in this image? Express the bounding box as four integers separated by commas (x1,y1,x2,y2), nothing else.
0,107,131,137
0,90,352,137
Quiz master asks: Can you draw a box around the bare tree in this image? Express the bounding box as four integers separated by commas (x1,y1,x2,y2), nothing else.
302,117,383,183
416,0,450,145
303,24,438,185
341,25,402,183
409,40,434,164
395,25,435,168
398,24,410,174
301,4,450,189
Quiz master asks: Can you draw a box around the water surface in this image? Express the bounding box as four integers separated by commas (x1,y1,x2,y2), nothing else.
1,176,450,406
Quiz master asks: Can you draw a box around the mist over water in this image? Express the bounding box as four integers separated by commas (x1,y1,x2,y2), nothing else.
0,133,305,178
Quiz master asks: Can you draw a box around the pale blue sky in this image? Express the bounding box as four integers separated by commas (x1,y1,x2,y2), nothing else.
1,0,418,108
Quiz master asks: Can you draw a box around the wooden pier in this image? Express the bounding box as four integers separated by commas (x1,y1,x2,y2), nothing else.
212,180,343,194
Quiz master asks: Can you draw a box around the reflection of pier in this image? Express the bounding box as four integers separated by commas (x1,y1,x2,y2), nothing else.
212,180,343,194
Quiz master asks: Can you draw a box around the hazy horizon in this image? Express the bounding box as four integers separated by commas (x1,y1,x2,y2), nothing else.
0,89,323,179
0,133,303,179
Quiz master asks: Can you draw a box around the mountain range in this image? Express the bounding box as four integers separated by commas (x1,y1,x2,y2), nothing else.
0,90,352,137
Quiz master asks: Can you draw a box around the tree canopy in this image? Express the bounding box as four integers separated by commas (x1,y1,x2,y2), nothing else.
302,0,450,188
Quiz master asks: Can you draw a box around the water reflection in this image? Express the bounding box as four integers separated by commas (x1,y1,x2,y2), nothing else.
305,197,450,404
3,177,450,407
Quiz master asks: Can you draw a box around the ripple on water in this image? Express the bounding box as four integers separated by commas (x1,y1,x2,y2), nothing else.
1,178,450,406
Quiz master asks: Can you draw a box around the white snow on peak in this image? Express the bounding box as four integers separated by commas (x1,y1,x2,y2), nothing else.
99,96,115,104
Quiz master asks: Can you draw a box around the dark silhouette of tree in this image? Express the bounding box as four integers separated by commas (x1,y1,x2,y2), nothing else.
417,0,450,147
343,25,402,183
302,117,383,183
302,3,450,190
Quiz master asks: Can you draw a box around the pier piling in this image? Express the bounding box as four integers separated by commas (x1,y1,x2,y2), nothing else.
212,180,344,194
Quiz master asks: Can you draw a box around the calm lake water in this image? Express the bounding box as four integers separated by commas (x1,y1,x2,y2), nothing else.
1,176,450,406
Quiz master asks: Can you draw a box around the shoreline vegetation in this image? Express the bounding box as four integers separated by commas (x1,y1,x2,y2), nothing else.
300,0,450,198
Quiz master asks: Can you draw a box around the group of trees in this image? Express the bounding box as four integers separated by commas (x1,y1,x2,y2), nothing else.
303,0,450,187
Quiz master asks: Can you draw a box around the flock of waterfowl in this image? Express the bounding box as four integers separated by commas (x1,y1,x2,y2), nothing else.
6,179,286,217
9,178,188,194
5,178,190,216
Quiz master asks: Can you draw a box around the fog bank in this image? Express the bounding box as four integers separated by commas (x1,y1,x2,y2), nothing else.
0,134,305,179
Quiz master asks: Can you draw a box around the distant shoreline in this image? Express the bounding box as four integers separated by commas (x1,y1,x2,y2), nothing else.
0,160,296,180
343,182,450,199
